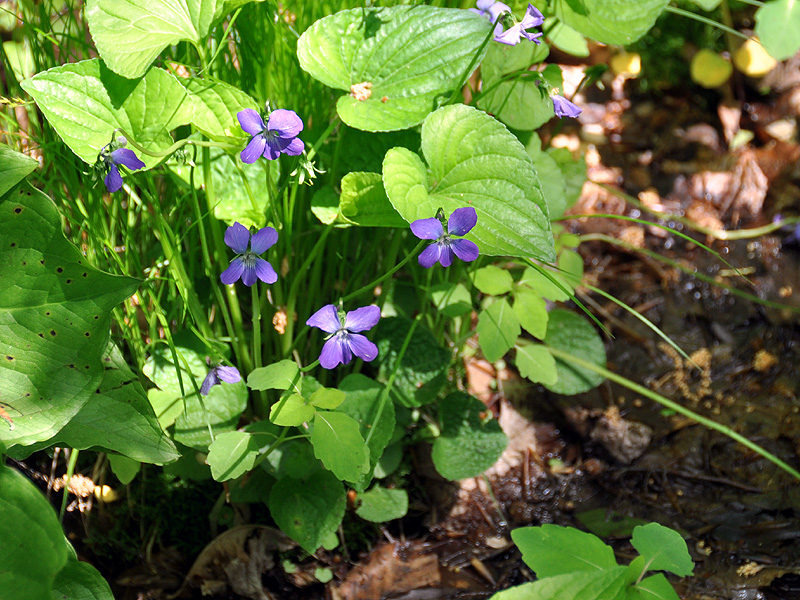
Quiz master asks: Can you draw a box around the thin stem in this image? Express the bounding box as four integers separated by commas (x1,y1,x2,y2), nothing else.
197,8,242,76
664,6,751,41
342,240,426,304
59,448,79,521
110,128,238,160
445,20,498,106
546,346,800,482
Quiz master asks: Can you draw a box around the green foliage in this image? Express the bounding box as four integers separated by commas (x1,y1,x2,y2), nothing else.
515,343,558,386
339,172,407,227
431,392,508,481
247,360,300,391
85,0,259,78
297,6,491,131
21,60,194,168
477,298,521,363
494,523,693,600
0,143,37,197
383,104,555,261
0,183,138,450
310,411,370,482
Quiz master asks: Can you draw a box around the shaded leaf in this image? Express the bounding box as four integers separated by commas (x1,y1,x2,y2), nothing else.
356,486,408,523
511,524,618,578
311,411,370,483
543,309,606,395
477,298,521,363
631,523,694,577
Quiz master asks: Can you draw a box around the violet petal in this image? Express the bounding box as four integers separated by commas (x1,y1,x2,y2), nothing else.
345,305,380,333
220,258,245,284
410,217,444,240
254,258,277,284
319,336,345,369
249,227,278,254
238,109,265,136
348,333,378,363
451,238,480,262
447,207,477,236
224,222,251,254
306,304,341,334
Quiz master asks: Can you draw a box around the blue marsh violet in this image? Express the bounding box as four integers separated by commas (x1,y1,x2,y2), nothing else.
493,3,544,46
238,108,305,164
470,0,511,36
100,137,145,193
552,92,582,118
220,222,278,286
411,207,480,268
200,365,241,396
306,304,380,369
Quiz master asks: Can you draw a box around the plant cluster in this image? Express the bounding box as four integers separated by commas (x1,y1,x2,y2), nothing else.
1,0,799,598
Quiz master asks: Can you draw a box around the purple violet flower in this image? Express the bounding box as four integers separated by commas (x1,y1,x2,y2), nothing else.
100,137,145,193
237,108,305,164
200,364,241,396
306,304,380,369
220,222,278,286
470,0,511,36
411,207,480,268
552,92,582,119
494,3,544,46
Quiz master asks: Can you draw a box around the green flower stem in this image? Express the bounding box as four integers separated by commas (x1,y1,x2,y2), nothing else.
197,8,242,77
664,5,750,41
342,240,426,304
203,146,251,373
546,346,800,482
251,283,268,418
59,448,79,521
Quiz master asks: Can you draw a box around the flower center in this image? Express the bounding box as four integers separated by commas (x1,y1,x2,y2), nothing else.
240,252,258,268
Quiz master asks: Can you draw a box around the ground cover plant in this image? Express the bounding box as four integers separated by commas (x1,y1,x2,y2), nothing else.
2,0,800,598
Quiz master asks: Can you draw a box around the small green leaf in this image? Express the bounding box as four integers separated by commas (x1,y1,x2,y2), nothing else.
247,360,300,391
477,298,521,363
519,266,572,302
755,0,800,61
511,524,618,578
268,469,346,554
554,0,669,45
207,430,260,481
0,184,138,449
0,143,37,197
297,6,492,131
516,344,558,386
548,21,590,57
339,172,406,228
311,412,370,483
430,282,472,317
559,248,584,284
383,104,555,261
627,573,681,600
262,438,318,481
513,287,548,339
108,455,140,485
543,309,606,395
309,387,346,410
0,465,69,600
631,523,694,577
315,568,334,584
52,559,114,600
86,0,259,78
356,486,408,523
20,60,193,168
472,265,514,296
270,393,315,427
432,392,508,481
491,567,629,600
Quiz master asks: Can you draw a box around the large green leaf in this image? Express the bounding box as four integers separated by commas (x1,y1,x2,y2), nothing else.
432,392,507,481
297,6,491,131
0,143,37,197
755,0,800,61
554,0,668,45
310,411,370,483
52,559,114,600
491,567,629,600
543,309,606,395
511,524,618,578
383,104,554,260
7,344,178,464
268,469,346,554
86,0,259,78
0,183,138,450
0,465,69,600
183,77,258,141
21,60,193,168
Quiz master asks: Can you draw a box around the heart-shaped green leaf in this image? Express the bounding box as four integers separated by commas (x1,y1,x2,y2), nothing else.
86,0,259,78
383,104,555,260
297,6,491,131
207,430,261,481
0,183,138,450
543,309,606,395
21,59,193,168
311,411,369,483
554,0,668,44
631,523,694,577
